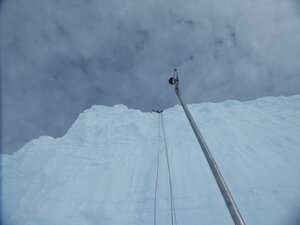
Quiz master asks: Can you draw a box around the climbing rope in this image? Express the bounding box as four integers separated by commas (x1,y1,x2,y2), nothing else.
154,112,178,225
154,114,161,225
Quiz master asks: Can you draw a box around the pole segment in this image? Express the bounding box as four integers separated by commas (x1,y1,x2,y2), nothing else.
170,69,246,225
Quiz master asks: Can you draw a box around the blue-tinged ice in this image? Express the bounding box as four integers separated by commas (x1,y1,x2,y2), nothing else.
2,95,300,225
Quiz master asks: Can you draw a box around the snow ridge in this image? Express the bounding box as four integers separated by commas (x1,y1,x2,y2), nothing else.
2,95,300,225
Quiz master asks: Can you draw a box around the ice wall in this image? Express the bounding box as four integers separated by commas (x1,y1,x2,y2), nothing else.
2,96,300,225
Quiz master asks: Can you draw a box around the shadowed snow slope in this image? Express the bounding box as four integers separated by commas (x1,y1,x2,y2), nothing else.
2,95,300,225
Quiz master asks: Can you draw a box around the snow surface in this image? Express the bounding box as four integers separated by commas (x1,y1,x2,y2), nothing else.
2,95,300,225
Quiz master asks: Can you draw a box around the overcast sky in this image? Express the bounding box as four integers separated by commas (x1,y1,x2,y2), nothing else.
1,0,300,154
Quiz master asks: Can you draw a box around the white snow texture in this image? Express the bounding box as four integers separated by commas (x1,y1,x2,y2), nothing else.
2,95,300,225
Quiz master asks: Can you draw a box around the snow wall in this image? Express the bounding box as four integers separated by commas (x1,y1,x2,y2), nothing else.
2,95,300,225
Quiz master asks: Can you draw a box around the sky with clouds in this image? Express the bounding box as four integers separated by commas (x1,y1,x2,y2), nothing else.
1,0,300,153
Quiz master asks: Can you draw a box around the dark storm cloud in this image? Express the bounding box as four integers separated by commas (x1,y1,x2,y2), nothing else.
1,0,300,153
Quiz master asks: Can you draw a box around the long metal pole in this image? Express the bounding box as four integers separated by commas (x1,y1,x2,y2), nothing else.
171,73,246,225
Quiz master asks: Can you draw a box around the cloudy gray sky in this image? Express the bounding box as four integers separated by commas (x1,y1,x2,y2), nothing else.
1,0,300,154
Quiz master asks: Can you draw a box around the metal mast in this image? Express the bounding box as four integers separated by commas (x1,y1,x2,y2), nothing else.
169,69,246,225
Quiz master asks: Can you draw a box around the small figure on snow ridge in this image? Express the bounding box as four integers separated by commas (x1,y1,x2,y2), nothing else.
152,109,164,114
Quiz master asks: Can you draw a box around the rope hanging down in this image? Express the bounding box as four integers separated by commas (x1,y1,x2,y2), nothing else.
154,114,161,225
153,113,178,225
